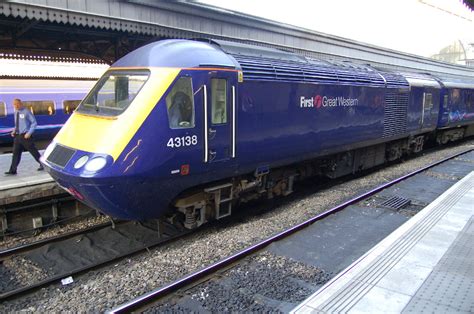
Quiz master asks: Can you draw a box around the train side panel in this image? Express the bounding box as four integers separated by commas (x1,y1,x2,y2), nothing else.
236,81,386,171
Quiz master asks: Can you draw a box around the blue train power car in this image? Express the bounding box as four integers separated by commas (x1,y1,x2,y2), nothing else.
41,39,474,228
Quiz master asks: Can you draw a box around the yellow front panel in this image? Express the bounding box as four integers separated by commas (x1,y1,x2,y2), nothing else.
55,67,180,161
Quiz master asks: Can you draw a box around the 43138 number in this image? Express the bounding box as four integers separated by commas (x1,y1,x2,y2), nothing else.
167,135,198,148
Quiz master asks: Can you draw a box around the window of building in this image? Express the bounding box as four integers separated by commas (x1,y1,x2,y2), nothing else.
166,77,195,129
63,100,81,115
23,100,56,116
0,101,6,117
211,78,227,124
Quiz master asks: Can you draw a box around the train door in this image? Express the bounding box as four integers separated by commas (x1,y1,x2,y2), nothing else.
421,91,432,126
420,88,439,129
204,71,237,163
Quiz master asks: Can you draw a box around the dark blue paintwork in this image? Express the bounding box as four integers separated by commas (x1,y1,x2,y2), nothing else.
43,39,474,221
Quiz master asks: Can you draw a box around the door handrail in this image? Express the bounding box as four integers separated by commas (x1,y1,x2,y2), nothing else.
203,84,208,163
232,85,236,158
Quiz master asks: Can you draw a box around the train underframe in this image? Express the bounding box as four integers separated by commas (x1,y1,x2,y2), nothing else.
169,125,473,230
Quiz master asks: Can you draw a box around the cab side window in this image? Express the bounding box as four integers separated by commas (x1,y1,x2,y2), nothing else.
211,79,227,124
0,101,6,117
166,77,195,129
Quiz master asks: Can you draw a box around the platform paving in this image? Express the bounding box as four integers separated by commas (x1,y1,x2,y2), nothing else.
292,171,474,313
0,151,60,206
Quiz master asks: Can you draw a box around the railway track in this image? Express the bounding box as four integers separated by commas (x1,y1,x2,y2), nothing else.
0,219,191,302
1,142,472,309
110,148,474,313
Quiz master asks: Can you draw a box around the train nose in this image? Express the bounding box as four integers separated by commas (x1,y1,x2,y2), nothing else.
48,173,138,220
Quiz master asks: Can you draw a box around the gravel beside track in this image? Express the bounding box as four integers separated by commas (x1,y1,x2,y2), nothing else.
1,140,473,312
0,257,50,294
153,252,330,313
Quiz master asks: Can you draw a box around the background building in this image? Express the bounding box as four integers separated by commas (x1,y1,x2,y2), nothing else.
431,40,474,67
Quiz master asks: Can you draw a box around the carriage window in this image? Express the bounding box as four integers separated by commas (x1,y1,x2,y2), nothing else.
211,79,227,124
0,102,6,117
23,100,56,116
78,70,149,117
450,89,461,105
466,92,474,109
166,77,195,129
63,100,81,115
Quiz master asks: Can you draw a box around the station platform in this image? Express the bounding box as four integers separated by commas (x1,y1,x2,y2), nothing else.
292,171,474,313
0,152,61,206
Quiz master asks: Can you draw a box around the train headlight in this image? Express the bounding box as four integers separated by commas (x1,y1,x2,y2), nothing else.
85,157,107,172
74,155,89,169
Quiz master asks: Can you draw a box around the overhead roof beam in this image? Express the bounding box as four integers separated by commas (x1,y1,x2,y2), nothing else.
0,0,473,77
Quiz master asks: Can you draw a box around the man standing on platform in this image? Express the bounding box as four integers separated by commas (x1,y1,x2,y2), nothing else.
4,98,44,175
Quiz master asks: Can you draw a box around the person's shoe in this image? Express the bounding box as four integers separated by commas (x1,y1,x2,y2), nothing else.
37,165,44,171
4,171,17,175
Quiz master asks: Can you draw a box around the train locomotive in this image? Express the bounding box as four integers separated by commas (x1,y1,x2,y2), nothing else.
41,39,474,228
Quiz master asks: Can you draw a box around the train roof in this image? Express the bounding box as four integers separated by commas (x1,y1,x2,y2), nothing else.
434,75,474,89
399,72,441,88
109,39,473,90
211,39,408,88
112,39,241,69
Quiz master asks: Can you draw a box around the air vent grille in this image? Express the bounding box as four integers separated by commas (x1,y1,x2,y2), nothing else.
383,91,409,138
232,54,386,87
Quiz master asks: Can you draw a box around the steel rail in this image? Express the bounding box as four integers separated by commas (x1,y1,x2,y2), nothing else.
0,221,191,302
110,147,474,313
0,221,117,260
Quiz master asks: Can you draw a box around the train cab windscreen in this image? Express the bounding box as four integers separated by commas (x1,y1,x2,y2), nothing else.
78,70,149,116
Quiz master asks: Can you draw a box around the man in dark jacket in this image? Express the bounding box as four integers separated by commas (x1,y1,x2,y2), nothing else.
4,98,44,175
